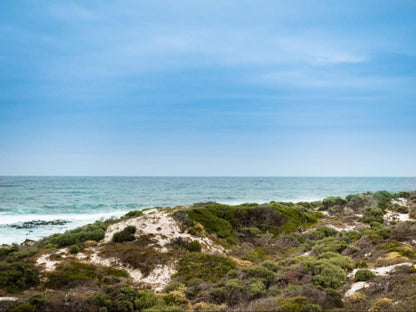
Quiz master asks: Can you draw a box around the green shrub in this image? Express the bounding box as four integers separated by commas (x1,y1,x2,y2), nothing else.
134,289,159,310
373,191,392,209
393,205,409,214
0,244,19,258
125,210,143,218
247,278,267,299
311,226,339,239
354,269,375,281
186,240,202,252
170,238,202,252
164,282,183,293
276,296,321,312
0,262,38,293
242,266,276,287
321,196,346,211
112,226,136,243
175,253,236,283
144,306,185,312
262,260,279,272
317,252,354,270
272,204,318,233
50,221,107,247
242,247,268,262
186,208,236,243
362,207,384,224
10,304,36,312
29,292,45,306
312,237,347,254
379,241,416,259
69,245,80,254
46,261,128,289
312,262,347,288
7,247,39,262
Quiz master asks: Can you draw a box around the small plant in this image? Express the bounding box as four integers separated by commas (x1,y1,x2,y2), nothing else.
124,210,143,218
10,305,36,312
69,245,80,254
175,253,236,283
112,226,136,243
29,292,45,306
354,269,375,281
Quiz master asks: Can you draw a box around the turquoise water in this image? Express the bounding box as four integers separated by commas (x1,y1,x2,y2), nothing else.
1,176,416,244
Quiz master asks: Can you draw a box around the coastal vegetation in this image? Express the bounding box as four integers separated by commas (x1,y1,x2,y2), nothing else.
1,190,416,311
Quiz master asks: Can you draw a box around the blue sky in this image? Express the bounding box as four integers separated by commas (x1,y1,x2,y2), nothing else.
0,0,415,176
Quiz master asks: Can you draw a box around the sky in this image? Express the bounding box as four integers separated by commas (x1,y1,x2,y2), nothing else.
0,0,415,176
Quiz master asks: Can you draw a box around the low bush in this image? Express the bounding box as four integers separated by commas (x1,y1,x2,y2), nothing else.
186,208,236,243
164,282,184,293
29,292,45,306
10,304,36,312
354,269,375,281
362,207,384,224
242,246,269,262
112,226,136,243
310,226,339,239
175,253,236,283
242,266,276,287
124,210,143,218
0,262,38,293
312,237,347,254
312,262,347,288
170,237,202,252
46,261,128,289
317,252,354,270
69,245,80,254
276,296,322,312
247,278,267,299
49,221,107,247
321,196,346,211
393,205,409,214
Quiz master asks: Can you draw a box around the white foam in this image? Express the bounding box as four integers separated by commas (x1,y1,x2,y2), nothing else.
0,210,128,225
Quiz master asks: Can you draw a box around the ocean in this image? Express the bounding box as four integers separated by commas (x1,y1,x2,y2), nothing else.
1,176,416,245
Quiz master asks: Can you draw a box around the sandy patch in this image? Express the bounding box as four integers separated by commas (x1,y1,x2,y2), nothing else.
326,223,368,232
36,248,68,272
75,249,176,291
392,198,408,206
348,262,412,278
385,210,412,222
104,209,224,254
345,281,372,297
35,208,223,292
141,264,177,292
0,297,18,302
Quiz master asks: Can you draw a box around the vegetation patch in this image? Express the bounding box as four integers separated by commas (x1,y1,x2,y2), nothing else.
46,261,128,289
100,237,170,276
0,261,38,293
49,221,107,247
112,225,137,243
175,253,236,284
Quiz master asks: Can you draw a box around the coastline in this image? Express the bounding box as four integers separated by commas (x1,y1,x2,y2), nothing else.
1,190,416,311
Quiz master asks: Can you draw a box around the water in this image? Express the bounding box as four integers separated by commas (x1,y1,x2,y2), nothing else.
1,176,416,245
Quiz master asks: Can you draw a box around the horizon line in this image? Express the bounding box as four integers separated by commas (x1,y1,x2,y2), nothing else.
1,175,416,178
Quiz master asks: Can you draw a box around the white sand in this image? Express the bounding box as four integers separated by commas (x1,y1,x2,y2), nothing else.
392,198,408,206
348,262,412,278
345,281,372,297
36,208,224,292
385,210,412,222
0,297,18,302
104,209,224,254
345,262,412,297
